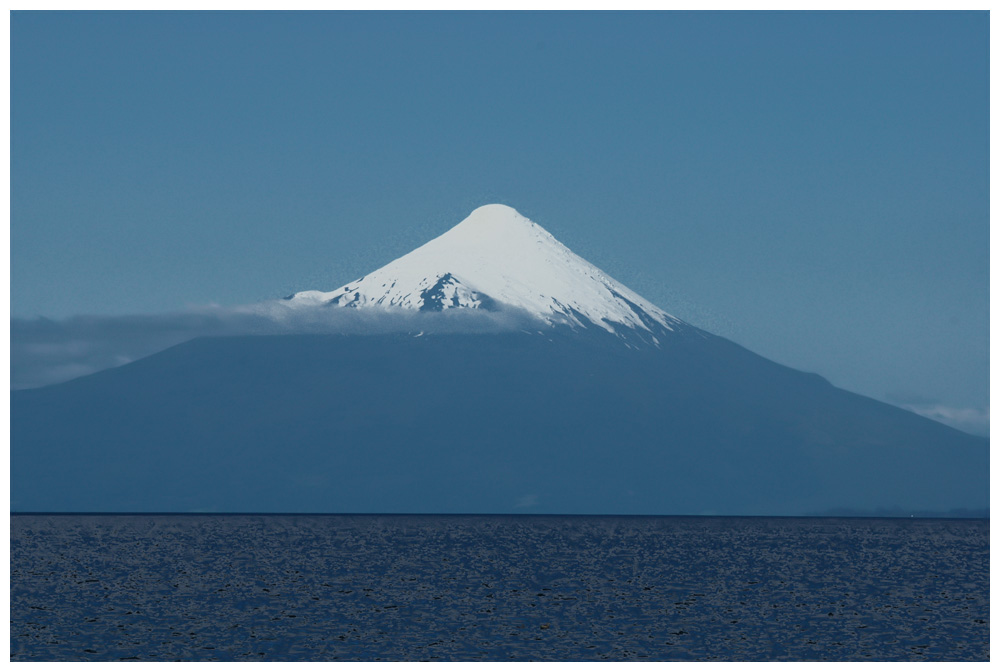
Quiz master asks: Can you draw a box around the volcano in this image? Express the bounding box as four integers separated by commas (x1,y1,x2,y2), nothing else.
10,206,989,515
284,204,688,345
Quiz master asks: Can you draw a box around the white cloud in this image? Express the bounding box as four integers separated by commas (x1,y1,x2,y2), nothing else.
900,403,989,437
11,301,543,390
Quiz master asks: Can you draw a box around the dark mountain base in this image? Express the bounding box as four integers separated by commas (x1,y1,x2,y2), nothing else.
11,329,989,515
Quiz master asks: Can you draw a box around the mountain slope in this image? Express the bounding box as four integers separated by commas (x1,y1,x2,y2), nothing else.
284,204,685,340
11,330,988,515
10,205,989,515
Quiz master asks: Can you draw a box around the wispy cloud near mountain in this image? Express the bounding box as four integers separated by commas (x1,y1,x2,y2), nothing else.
11,302,540,390
899,404,989,437
881,391,989,437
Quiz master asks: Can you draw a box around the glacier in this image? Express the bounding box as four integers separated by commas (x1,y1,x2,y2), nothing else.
284,204,686,339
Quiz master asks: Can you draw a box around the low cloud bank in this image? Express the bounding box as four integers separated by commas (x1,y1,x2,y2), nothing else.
900,403,990,437
883,391,989,437
12,301,543,390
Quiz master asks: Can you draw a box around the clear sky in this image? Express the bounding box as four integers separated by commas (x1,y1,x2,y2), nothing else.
10,11,989,432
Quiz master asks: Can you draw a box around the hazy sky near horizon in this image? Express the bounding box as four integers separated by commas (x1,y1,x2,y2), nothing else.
11,12,989,430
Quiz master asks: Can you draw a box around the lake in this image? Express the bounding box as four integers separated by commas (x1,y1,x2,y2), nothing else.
10,514,989,661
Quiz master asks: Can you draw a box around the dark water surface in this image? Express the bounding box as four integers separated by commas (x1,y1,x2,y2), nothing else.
10,514,989,661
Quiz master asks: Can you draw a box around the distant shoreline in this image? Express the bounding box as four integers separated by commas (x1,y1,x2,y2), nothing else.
9,511,989,520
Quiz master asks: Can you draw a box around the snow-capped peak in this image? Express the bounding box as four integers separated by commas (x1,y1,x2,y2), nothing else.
285,204,685,336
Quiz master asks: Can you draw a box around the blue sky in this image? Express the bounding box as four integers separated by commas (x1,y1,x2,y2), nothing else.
10,11,989,432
